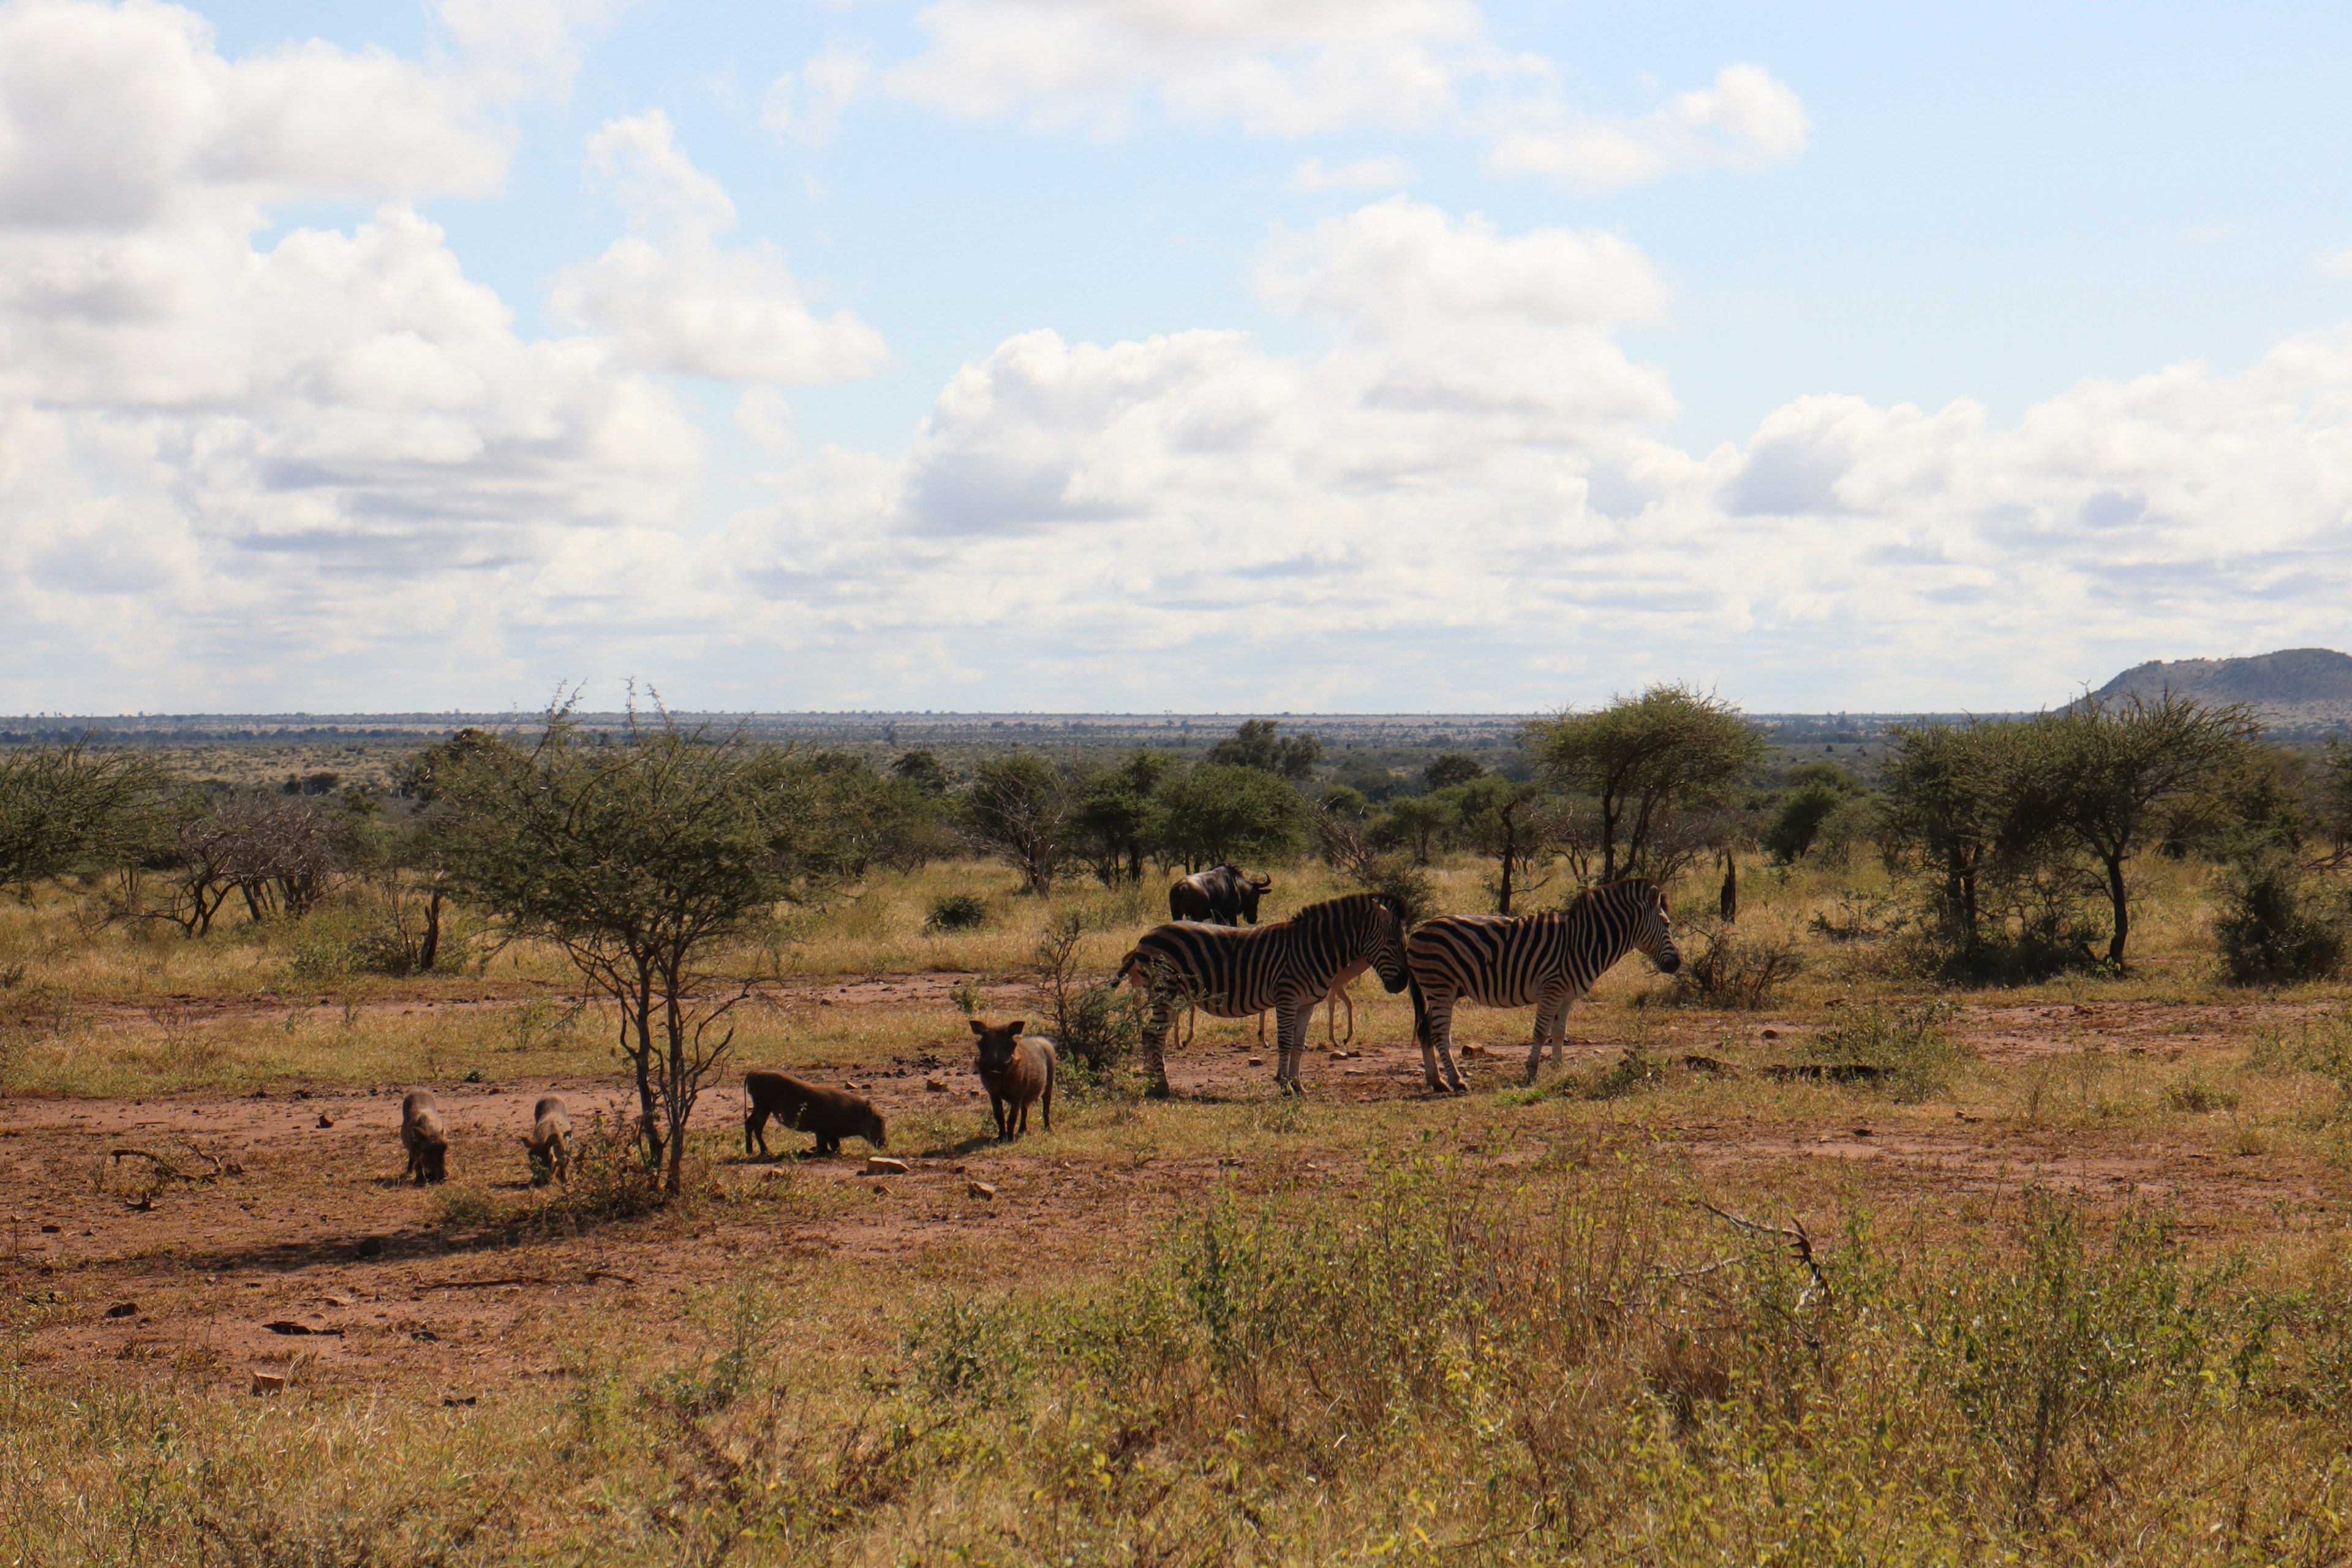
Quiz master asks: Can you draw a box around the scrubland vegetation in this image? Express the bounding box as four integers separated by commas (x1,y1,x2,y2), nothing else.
5,690,2352,1563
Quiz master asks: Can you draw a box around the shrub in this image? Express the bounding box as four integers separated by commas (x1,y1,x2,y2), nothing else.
2213,851,2346,985
1762,783,1845,863
1667,921,1803,1009
1806,997,1971,1101
2163,1071,2238,1113
924,892,991,932
1030,911,1144,1088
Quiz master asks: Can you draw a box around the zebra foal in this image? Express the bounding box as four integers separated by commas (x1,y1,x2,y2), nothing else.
1405,879,1681,1093
1118,892,1411,1096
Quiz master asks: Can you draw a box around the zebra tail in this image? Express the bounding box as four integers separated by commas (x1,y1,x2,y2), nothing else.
1407,970,1429,1051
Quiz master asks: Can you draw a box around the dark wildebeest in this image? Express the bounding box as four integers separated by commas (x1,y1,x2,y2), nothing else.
1169,864,1271,925
522,1095,571,1186
400,1090,448,1185
743,1071,887,1157
969,1019,1057,1140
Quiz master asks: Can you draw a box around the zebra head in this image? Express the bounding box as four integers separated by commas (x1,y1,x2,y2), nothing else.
1623,878,1680,974
1368,893,1413,993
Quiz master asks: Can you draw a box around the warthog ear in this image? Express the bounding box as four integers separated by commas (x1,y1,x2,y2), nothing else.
1007,1020,1025,1036
969,1019,987,1035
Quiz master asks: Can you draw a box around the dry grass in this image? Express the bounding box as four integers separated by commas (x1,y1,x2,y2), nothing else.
6,845,2352,1562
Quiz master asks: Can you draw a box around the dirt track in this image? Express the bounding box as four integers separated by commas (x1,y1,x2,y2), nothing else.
4,995,2343,1398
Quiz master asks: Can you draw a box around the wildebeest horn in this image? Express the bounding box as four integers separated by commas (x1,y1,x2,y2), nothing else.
1249,872,1271,889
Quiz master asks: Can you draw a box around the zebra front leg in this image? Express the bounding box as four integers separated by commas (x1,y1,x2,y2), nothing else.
1142,1002,1174,1098
1276,1004,1310,1094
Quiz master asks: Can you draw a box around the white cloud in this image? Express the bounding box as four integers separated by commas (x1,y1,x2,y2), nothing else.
693,206,2352,712
1287,154,1413,191
761,47,871,143
0,0,511,225
886,0,1476,134
1486,62,1809,189
2318,246,2352,277
551,111,890,383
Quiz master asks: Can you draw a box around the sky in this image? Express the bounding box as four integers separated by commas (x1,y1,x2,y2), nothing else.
6,0,2352,716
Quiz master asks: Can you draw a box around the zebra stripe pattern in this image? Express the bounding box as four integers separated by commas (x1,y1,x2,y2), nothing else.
1119,892,1412,1095
1405,878,1680,1093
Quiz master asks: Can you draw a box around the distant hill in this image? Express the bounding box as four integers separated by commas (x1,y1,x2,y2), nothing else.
2096,648,2352,733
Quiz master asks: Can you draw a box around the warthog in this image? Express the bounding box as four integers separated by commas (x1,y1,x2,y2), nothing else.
400,1090,448,1185
969,1019,1057,1140
522,1095,571,1185
743,1071,887,1158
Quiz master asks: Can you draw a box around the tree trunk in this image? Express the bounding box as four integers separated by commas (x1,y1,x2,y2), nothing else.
2103,853,2130,968
417,888,442,973
1719,854,1738,923
631,964,660,1176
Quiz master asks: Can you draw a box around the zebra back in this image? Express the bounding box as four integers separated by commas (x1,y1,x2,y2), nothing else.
1406,879,1675,1005
1123,891,1408,1019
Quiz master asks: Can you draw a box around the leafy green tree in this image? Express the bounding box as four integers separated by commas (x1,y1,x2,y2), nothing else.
891,748,952,797
963,754,1079,894
0,739,175,895
431,710,841,1195
1205,718,1324,780
1074,749,1173,883
1424,753,1485,791
1528,685,1764,881
1879,720,2033,949
1158,763,1304,872
799,753,950,876
1762,784,1846,864
1372,793,1453,866
2030,693,2261,968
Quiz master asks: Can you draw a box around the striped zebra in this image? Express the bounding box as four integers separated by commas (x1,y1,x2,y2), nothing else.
1118,892,1411,1095
1405,878,1680,1093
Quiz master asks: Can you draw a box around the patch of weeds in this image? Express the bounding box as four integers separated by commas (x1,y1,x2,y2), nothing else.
431,1186,496,1227
924,893,990,933
1665,919,1803,1009
1805,997,1971,1102
503,995,586,1055
903,1294,1040,1407
1809,890,1912,943
1031,912,1145,1094
660,1275,782,1414
1505,1047,1667,1104
2163,1071,2238,1114
949,977,982,1016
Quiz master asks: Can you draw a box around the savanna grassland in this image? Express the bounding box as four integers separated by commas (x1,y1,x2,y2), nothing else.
6,835,2352,1564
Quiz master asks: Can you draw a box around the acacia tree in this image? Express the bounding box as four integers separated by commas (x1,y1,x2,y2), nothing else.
1157,763,1305,872
1442,777,1569,914
1205,719,1324,780
2032,693,2261,968
431,710,837,1195
1528,685,1764,881
0,739,175,896
963,754,1080,894
1073,749,1172,884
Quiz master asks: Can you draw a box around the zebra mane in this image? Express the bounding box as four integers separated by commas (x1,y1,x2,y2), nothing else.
1282,891,1396,932
1562,878,1660,918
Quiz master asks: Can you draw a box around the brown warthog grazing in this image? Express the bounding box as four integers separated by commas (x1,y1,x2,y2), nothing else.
743,1072,886,1158
523,1095,571,1185
969,1019,1056,1140
400,1090,448,1185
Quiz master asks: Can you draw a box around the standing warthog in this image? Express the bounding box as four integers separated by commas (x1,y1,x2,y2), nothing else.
401,1090,448,1185
1169,865,1271,925
523,1095,571,1186
743,1071,887,1157
968,1019,1056,1140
